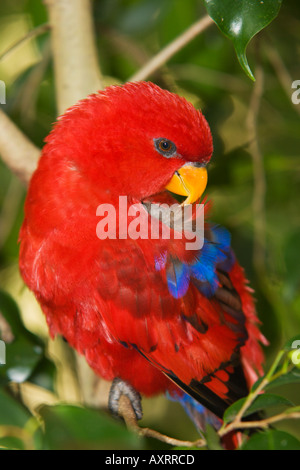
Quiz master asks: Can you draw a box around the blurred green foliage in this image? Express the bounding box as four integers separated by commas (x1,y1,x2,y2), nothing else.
0,0,299,450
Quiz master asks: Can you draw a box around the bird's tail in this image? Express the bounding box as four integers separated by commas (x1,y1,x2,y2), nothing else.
166,389,244,449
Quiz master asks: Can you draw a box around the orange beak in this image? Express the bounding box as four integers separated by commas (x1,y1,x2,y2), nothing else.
165,164,207,205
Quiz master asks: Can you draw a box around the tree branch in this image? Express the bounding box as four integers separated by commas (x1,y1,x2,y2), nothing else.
220,412,300,434
119,386,300,448
0,23,50,62
0,110,40,184
45,0,103,114
118,395,206,448
129,15,214,82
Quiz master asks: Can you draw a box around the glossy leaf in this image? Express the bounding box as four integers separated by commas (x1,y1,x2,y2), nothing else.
203,0,282,80
205,423,223,450
0,388,31,427
284,405,300,414
39,404,142,450
266,369,300,390
241,430,300,450
0,388,41,450
246,393,294,415
223,397,246,423
28,357,56,392
0,436,25,450
223,393,293,424
4,340,43,383
0,290,45,384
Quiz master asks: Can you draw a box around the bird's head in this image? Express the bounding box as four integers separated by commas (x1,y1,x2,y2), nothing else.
43,81,213,206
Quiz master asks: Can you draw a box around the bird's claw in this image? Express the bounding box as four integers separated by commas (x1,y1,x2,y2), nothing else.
108,378,143,421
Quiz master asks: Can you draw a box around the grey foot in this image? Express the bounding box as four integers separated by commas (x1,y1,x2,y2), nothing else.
108,378,143,421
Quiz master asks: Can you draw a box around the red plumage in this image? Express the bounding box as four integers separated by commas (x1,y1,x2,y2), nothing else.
19,82,266,420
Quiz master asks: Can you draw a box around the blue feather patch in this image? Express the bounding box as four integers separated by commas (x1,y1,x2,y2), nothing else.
166,390,221,432
159,224,234,300
166,259,190,299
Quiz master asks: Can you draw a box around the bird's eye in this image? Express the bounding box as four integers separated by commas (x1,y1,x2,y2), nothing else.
154,138,177,158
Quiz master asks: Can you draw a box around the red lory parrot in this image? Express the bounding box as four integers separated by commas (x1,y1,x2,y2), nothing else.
19,82,266,431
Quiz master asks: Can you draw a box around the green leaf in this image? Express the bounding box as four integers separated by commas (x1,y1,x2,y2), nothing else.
223,397,246,424
223,393,293,423
0,436,25,450
28,357,56,392
266,369,300,390
0,290,45,384
250,374,265,392
4,340,43,384
0,290,43,347
39,404,143,450
241,430,300,450
246,394,294,416
0,389,41,450
0,388,31,427
203,0,283,80
284,405,300,414
0,290,29,338
205,423,223,450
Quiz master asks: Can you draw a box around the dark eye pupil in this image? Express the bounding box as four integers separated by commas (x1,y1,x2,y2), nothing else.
161,141,170,150
154,138,177,157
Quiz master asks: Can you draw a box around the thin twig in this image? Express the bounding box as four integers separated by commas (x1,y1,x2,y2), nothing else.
0,23,50,62
219,351,286,437
220,412,300,436
118,395,206,448
118,392,300,447
265,43,300,117
226,376,270,435
129,15,214,82
0,110,40,184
